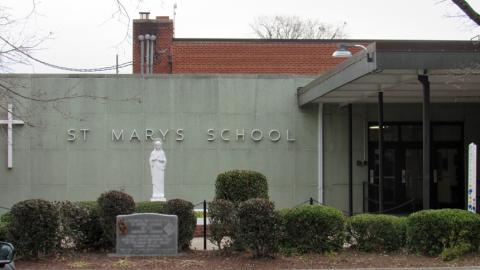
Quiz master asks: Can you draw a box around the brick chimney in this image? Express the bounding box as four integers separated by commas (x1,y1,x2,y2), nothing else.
133,13,174,74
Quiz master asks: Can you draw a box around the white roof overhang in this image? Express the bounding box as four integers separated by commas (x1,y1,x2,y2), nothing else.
297,41,480,105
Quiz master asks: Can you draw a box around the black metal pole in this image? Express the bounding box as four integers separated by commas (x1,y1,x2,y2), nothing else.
203,200,207,250
348,104,353,216
378,92,384,213
419,74,431,210
309,197,313,205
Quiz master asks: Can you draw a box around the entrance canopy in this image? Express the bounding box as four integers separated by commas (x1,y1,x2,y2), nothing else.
298,41,480,105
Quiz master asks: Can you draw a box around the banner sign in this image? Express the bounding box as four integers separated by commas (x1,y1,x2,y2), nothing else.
468,143,477,213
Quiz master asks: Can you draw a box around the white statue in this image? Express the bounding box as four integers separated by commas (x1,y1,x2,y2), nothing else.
150,140,167,201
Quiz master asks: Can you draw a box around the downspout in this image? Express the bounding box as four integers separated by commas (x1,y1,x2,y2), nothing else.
138,35,145,75
150,35,156,74
145,34,151,74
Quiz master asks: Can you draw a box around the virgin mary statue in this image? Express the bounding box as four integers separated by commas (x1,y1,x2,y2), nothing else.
150,140,166,201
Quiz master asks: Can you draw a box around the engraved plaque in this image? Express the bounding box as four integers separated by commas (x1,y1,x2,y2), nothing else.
115,213,178,256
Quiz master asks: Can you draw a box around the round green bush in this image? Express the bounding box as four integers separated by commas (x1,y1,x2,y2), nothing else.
406,209,480,256
237,198,280,258
55,201,92,250
8,199,59,258
97,191,136,248
215,170,268,204
347,214,406,252
164,199,196,251
208,199,237,250
136,201,166,214
75,201,110,250
281,205,345,253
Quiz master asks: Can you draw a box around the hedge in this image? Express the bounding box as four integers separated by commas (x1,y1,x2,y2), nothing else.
215,170,268,204
0,212,11,241
347,214,406,252
406,208,480,256
281,205,345,253
136,201,166,214
55,201,92,250
73,201,110,250
8,199,59,258
237,198,279,258
97,191,136,248
164,199,196,251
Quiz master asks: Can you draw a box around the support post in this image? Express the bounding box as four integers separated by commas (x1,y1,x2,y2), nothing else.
419,74,431,210
378,92,384,213
348,104,353,216
318,103,324,204
203,200,207,250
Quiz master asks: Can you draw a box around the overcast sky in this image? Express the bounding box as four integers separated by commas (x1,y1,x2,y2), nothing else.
2,0,480,73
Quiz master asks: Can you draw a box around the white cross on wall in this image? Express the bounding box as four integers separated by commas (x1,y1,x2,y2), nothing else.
0,104,24,169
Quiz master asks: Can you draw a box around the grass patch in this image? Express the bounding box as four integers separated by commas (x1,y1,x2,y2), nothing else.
112,258,136,269
194,211,208,219
68,260,90,269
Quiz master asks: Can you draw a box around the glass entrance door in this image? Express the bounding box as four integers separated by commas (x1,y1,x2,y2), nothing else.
432,146,463,209
367,122,464,213
368,148,398,212
403,148,423,211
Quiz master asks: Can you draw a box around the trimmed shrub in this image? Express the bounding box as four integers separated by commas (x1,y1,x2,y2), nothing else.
347,214,406,252
237,198,280,258
8,199,59,258
208,199,237,250
281,205,345,253
55,201,91,250
441,242,472,261
164,199,196,251
215,170,268,204
75,201,109,250
406,209,480,256
0,212,11,241
97,191,136,248
136,201,166,214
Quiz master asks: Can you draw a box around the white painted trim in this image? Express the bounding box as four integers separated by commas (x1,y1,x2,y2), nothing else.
0,104,24,169
318,103,324,204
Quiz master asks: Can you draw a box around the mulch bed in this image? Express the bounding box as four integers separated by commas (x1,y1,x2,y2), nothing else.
15,249,480,269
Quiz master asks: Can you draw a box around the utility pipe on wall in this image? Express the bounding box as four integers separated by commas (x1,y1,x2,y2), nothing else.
145,34,151,75
138,35,145,75
150,35,156,74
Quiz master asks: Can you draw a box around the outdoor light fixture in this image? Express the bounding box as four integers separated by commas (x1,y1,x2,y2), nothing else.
332,44,373,62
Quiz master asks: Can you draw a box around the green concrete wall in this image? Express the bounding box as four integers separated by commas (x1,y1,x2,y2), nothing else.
0,74,317,211
323,103,480,213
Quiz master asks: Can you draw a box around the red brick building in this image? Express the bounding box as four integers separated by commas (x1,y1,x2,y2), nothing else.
132,14,364,75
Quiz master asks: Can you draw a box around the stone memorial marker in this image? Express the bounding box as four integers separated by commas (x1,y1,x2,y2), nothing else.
115,213,178,256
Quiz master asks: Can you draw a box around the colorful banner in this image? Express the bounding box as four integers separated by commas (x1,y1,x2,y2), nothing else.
468,143,477,213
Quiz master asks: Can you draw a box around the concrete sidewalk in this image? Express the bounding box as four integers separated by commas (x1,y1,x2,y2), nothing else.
190,237,217,251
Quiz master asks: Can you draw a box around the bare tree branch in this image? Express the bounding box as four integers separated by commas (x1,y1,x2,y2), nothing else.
251,15,347,39
451,0,480,25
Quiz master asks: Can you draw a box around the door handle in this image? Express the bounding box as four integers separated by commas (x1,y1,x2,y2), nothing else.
369,169,374,184
433,169,438,184
402,169,406,184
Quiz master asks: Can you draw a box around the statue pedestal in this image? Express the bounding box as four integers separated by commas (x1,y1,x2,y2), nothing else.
150,197,167,202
